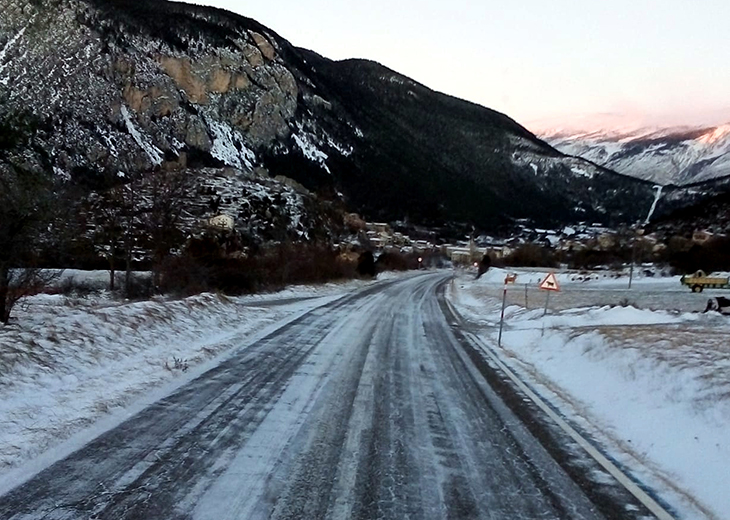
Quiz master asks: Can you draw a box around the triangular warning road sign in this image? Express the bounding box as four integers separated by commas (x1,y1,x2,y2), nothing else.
539,272,560,292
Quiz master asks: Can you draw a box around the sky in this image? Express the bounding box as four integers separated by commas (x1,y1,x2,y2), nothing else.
191,0,730,133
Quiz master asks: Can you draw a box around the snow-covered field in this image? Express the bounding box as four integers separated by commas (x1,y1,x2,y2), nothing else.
447,267,730,520
0,272,402,494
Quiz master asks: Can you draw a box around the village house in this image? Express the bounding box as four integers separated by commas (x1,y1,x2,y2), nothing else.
692,230,713,244
207,214,235,231
366,222,392,234
446,238,488,265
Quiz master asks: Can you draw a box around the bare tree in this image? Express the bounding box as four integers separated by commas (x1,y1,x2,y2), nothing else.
91,185,125,291
120,182,140,295
92,179,146,294
92,172,190,294
0,269,59,323
146,171,191,287
0,102,56,323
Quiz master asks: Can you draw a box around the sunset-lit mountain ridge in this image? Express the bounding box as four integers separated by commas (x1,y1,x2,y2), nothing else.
541,123,730,186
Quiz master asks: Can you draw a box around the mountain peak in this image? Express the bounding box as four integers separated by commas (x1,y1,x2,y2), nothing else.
697,124,730,145
543,122,730,186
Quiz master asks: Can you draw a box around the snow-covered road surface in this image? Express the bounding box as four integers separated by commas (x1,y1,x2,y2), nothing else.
0,273,652,519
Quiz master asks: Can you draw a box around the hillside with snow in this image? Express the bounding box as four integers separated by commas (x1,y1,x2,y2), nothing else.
0,0,665,234
541,124,730,186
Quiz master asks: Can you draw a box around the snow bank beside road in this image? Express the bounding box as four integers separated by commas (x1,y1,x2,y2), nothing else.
0,277,386,484
448,268,730,520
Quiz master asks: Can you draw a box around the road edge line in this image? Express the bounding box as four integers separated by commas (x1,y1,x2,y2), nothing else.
442,296,676,520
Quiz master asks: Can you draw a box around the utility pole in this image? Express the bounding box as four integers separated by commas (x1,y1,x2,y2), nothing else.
498,280,508,347
628,227,643,289
628,254,634,289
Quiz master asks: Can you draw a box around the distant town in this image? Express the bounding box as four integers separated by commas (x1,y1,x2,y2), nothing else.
354,217,717,268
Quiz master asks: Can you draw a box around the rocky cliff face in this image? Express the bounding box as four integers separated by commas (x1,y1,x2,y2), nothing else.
0,0,674,235
1,0,305,178
0,0,353,245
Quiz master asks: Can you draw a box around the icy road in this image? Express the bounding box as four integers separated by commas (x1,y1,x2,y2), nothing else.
0,273,655,519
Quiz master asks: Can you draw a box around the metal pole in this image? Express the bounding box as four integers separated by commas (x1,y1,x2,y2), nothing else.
525,283,529,309
498,284,508,347
628,234,637,289
543,290,550,316
628,262,634,289
628,239,635,289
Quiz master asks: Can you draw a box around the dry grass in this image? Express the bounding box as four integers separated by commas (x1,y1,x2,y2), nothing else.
577,323,730,418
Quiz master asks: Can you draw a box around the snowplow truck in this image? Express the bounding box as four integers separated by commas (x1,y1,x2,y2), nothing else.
680,270,730,292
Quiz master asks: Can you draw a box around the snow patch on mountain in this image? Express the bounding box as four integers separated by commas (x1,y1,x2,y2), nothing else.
206,118,256,171
510,136,601,181
326,136,353,157
292,126,331,174
120,105,163,166
644,185,663,224
100,130,119,158
697,124,730,145
52,166,70,182
0,26,26,85
570,166,592,179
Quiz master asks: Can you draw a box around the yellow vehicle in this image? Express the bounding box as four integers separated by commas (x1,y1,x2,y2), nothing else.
680,270,730,292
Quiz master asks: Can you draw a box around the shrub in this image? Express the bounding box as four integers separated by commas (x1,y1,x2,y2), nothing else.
158,255,211,296
56,276,101,297
375,251,414,272
255,243,357,287
476,254,492,279
667,236,730,274
159,242,358,296
123,274,154,300
357,251,376,277
502,244,557,268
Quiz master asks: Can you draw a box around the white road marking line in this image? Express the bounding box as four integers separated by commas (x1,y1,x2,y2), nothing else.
443,296,676,520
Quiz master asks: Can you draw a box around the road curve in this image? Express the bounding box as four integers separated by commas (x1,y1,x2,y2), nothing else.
1,273,637,519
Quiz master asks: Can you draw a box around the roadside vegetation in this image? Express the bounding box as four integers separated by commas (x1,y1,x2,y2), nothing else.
494,233,730,275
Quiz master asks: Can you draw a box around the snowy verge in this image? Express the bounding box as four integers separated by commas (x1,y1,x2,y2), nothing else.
446,268,730,520
0,273,407,492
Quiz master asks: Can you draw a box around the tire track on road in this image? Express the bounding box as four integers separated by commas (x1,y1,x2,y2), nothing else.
0,273,658,520
0,282,396,520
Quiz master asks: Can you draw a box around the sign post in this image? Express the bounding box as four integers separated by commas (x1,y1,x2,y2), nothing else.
498,273,517,347
538,272,561,316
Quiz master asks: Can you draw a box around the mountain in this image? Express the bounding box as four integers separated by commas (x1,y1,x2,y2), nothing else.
648,190,730,238
1,0,665,238
298,55,665,229
541,124,730,186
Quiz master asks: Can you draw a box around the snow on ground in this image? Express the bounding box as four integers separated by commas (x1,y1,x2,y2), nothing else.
0,272,405,491
447,267,730,520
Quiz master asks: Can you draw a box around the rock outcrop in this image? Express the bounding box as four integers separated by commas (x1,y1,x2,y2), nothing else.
0,0,306,180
